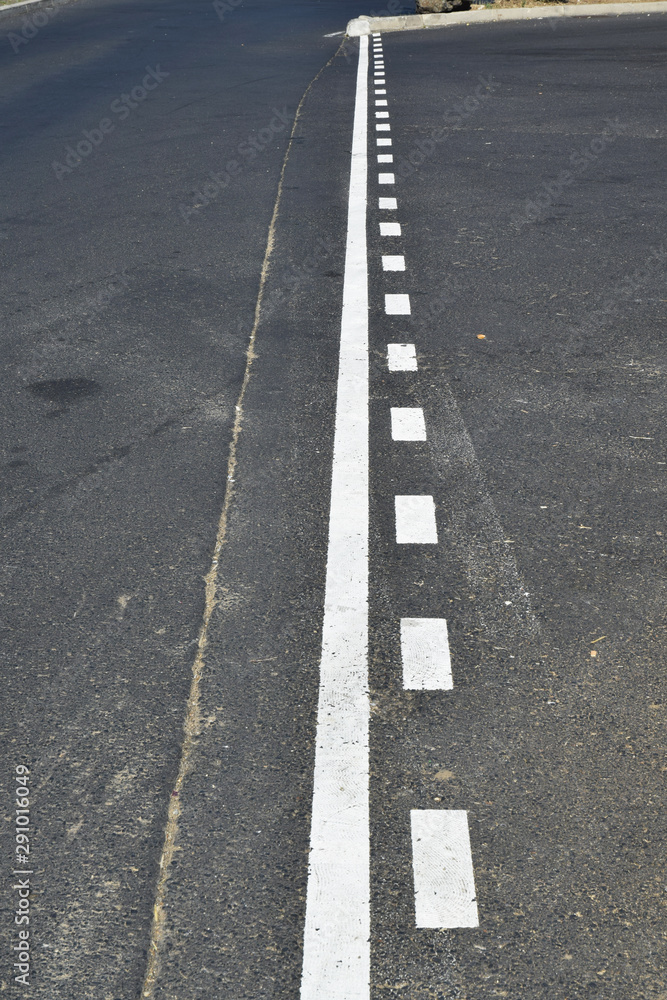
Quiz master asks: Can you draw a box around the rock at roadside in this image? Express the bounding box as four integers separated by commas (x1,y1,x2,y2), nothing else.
416,0,472,11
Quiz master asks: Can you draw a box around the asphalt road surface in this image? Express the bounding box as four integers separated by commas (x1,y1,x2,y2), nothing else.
0,3,665,999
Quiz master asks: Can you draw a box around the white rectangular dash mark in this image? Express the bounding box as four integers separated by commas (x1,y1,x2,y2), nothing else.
387,343,417,371
400,617,451,689
395,496,437,544
375,111,389,119
385,294,410,315
378,172,395,184
390,407,426,441
376,124,391,132
410,810,479,928
375,100,388,106
376,138,392,147
378,195,397,205
380,222,400,235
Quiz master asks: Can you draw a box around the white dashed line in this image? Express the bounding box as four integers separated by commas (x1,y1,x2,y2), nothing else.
395,496,437,544
382,254,405,271
390,406,425,439
375,99,388,106
378,172,395,184
385,293,411,314
387,343,417,371
375,111,389,118
377,156,393,165
410,811,479,928
376,124,391,132
300,33,370,1000
378,195,397,206
376,138,392,147
400,618,452,689
380,222,401,235
375,88,387,95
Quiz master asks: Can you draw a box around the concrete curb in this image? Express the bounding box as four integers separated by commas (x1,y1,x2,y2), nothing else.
347,2,667,34
0,0,70,17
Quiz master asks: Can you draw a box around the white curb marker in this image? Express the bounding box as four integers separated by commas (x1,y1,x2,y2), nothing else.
300,33,370,1000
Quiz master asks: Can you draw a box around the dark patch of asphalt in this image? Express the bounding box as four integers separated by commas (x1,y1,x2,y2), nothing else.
370,16,666,1000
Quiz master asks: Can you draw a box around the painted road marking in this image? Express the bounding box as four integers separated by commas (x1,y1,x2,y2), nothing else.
382,255,405,271
390,406,425,440
375,99,388,106
380,222,401,235
376,111,389,118
376,138,392,147
395,496,437,544
385,293,411,314
400,618,452,689
377,157,393,165
378,172,395,184
379,195,397,206
387,343,417,371
300,33,370,1000
375,88,387,95
376,124,391,132
410,811,479,928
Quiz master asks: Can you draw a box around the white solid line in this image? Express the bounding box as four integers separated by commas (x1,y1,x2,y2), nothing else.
378,195,397,206
376,138,392,146
378,172,395,184
300,33,370,1000
391,407,425,439
377,157,393,166
400,618,452,689
395,496,437,543
382,255,405,271
385,293,410,314
387,343,417,371
380,222,401,235
410,811,479,928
